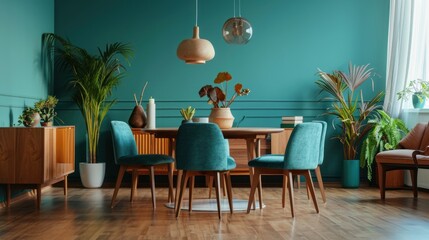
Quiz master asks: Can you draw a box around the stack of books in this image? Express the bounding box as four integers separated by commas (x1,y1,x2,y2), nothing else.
280,116,303,128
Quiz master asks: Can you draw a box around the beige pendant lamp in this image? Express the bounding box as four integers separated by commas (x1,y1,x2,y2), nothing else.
177,0,215,64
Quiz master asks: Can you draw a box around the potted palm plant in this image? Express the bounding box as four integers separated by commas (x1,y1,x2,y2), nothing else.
316,63,384,188
48,33,133,188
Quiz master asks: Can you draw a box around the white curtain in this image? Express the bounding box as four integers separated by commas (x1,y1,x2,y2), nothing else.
384,0,429,117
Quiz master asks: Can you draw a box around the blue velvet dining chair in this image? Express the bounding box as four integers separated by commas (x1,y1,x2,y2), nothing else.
175,123,236,219
110,121,174,209
288,120,327,204
247,122,323,217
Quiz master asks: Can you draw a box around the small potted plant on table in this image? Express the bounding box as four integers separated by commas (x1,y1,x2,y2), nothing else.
199,72,250,129
397,79,429,109
18,107,41,127
180,106,196,124
35,95,59,126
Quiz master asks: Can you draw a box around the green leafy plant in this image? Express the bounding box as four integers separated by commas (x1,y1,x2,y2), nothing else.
180,106,195,120
397,79,429,102
316,63,384,160
199,72,250,108
34,95,58,123
18,107,40,127
359,110,409,181
47,33,133,163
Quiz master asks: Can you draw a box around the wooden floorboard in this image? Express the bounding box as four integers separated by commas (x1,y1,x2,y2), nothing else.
1,185,429,239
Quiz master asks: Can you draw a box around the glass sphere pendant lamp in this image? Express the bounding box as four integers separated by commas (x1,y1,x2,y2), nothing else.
222,0,253,44
177,0,215,64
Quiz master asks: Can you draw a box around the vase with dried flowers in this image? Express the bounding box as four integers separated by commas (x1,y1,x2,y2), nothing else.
129,81,148,128
199,72,250,128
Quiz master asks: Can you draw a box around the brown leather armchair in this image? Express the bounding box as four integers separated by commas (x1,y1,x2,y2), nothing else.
376,123,429,199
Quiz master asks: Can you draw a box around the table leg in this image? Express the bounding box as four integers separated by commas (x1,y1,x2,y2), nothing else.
246,139,263,209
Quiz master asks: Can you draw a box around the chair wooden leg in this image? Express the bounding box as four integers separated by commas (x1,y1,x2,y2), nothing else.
296,175,301,189
149,166,156,210
130,169,138,202
378,163,386,200
221,174,227,196
189,176,195,212
111,166,126,208
282,175,287,208
247,169,260,213
287,171,295,218
208,176,213,199
168,163,174,203
175,170,183,212
176,171,189,218
257,174,263,209
315,166,326,203
215,172,222,219
225,172,233,214
306,183,310,200
410,168,418,199
304,170,319,214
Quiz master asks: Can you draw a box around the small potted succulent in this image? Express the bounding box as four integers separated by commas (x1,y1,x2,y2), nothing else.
180,106,196,124
34,95,59,126
397,79,429,109
18,107,41,127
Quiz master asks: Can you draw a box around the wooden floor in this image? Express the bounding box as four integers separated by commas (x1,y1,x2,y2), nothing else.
1,185,429,240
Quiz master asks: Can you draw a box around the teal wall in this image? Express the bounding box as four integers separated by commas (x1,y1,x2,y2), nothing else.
54,0,390,184
0,0,54,201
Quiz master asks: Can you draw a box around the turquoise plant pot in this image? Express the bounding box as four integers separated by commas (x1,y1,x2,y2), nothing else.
342,159,360,188
412,92,426,109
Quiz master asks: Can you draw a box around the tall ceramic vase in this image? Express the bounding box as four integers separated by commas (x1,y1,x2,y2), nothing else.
209,108,234,129
128,105,147,128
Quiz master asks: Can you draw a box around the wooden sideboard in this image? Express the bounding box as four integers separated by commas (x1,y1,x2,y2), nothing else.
0,126,75,208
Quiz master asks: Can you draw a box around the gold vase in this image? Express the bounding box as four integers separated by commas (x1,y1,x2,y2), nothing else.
209,108,234,129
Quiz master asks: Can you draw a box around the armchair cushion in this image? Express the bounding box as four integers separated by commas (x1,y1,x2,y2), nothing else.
398,123,426,150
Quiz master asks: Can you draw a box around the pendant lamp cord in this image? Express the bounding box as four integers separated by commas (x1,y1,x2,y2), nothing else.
195,0,198,26
238,0,241,17
233,0,236,17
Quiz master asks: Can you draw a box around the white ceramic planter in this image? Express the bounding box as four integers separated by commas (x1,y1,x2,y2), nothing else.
79,162,106,188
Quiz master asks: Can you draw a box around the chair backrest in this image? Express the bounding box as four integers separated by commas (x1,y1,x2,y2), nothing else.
283,122,322,170
110,121,138,164
312,120,327,165
175,123,229,171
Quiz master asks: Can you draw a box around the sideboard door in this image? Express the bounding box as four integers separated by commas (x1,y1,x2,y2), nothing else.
0,128,17,183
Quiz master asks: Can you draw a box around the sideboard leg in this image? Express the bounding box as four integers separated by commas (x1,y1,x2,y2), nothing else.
37,185,42,209
6,184,11,207
64,175,68,196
